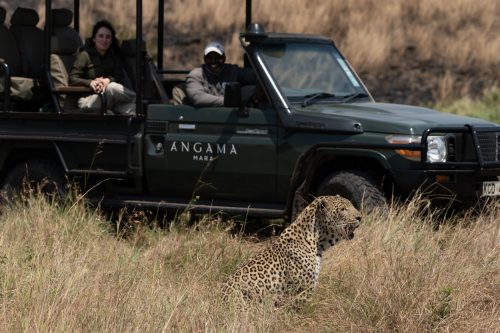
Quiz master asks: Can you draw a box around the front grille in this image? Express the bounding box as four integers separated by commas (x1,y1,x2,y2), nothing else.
476,132,499,162
146,120,168,133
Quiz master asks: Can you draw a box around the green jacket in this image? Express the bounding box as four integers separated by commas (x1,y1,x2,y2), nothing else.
69,46,125,87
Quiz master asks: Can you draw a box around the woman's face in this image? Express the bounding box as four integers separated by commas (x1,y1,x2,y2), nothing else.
93,27,112,55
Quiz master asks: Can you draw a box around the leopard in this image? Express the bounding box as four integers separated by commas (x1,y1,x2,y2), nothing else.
221,195,361,307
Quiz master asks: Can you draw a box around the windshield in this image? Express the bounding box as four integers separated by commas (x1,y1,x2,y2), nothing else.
258,42,368,105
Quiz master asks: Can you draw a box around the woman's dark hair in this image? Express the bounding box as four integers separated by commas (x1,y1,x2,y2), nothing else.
89,19,120,53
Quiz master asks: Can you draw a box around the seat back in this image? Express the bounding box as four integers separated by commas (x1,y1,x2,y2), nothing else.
120,39,169,103
172,83,187,105
49,36,82,109
0,6,39,104
10,7,45,78
120,39,145,89
0,6,22,76
50,36,80,88
52,8,83,49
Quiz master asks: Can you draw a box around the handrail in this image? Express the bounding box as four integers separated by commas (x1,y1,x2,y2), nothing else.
146,56,170,104
126,116,133,174
0,62,11,111
135,0,143,116
48,69,108,114
156,68,190,75
158,0,164,69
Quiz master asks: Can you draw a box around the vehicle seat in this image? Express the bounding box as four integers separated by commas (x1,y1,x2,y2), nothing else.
49,36,106,113
120,39,169,103
51,8,83,49
9,7,45,79
50,37,82,85
0,7,22,76
119,39,144,90
50,36,81,108
0,6,38,106
172,83,187,105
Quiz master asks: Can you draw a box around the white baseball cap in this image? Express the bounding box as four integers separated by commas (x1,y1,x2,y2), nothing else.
204,42,225,56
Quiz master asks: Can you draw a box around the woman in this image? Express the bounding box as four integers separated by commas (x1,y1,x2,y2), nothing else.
69,20,135,115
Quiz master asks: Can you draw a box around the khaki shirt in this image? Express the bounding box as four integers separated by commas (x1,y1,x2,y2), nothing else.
186,64,256,107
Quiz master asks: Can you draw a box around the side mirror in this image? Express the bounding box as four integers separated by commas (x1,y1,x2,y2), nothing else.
223,82,241,107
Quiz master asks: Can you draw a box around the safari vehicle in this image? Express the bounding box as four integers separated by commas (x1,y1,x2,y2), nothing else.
0,0,499,220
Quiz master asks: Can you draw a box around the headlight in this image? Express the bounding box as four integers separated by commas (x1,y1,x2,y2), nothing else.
427,136,447,163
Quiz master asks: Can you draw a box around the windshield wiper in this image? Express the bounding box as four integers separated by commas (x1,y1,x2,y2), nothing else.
301,92,336,107
342,92,369,103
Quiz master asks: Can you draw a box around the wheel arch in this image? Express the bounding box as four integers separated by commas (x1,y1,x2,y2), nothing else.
0,142,64,183
286,147,393,219
308,149,392,195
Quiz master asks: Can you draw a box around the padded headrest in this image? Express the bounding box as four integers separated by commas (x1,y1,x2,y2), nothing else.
52,8,73,27
120,39,146,56
51,36,79,54
0,7,6,25
83,37,92,49
11,7,39,26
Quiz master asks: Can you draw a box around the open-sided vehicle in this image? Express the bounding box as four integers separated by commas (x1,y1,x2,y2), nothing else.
0,0,499,219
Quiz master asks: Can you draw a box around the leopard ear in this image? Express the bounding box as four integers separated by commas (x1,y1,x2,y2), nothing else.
313,198,331,234
314,197,329,218
316,196,333,208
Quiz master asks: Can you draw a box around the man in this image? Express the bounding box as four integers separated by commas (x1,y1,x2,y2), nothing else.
186,41,256,107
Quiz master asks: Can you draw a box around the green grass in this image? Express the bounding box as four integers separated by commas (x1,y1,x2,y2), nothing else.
435,87,500,124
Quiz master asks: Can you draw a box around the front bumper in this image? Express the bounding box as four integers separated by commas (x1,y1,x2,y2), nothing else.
391,125,500,202
391,168,500,202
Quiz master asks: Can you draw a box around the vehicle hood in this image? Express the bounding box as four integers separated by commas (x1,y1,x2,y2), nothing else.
296,102,497,135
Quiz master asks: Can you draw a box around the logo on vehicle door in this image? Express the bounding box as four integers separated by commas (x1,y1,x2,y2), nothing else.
169,141,238,161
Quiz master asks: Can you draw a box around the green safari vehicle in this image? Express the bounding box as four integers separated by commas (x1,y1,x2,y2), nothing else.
0,0,498,220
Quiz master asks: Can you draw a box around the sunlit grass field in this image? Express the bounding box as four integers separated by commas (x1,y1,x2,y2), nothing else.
0,193,498,332
0,1,498,331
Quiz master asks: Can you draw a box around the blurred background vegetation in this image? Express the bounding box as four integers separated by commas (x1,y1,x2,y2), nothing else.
1,0,499,121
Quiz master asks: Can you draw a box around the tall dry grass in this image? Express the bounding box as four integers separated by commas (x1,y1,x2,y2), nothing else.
3,0,499,71
160,0,500,71
1,0,499,102
0,194,498,332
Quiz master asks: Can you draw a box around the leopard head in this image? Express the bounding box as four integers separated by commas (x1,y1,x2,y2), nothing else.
315,195,361,250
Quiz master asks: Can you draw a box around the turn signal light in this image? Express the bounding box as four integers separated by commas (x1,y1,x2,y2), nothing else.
395,149,421,161
386,135,421,162
435,175,450,183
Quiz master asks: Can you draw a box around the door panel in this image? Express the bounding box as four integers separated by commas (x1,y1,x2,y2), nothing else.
144,104,278,202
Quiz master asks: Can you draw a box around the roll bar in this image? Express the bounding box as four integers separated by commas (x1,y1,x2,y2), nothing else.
43,0,254,115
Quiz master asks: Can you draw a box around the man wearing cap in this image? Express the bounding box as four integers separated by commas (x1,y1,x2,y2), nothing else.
186,41,256,107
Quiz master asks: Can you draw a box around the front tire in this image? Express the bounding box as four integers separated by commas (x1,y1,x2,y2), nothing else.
317,170,386,212
1,159,65,202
